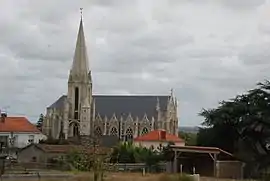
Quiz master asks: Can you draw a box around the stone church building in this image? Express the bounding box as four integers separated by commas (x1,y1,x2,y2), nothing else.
42,16,179,141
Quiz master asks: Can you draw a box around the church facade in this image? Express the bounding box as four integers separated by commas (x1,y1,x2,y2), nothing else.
42,17,179,140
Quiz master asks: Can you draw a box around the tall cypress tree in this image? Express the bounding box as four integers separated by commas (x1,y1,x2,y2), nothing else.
36,113,44,132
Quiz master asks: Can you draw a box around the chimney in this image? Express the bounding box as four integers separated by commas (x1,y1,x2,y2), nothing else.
1,111,7,123
160,130,166,140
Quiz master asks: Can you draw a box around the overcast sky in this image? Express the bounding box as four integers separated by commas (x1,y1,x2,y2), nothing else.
1,0,270,126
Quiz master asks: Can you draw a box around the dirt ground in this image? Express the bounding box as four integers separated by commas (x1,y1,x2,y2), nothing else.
1,172,256,181
74,172,254,181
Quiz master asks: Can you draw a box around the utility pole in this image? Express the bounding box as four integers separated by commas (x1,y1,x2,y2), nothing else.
0,142,7,178
8,132,15,159
91,134,102,181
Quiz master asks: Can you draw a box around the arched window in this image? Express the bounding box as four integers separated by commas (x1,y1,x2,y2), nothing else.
73,124,79,137
125,127,133,141
141,127,148,135
94,127,102,137
32,156,37,162
110,127,118,136
74,87,79,119
170,120,174,134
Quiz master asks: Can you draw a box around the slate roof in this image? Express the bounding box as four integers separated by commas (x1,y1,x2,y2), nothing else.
94,95,169,119
48,95,67,109
48,95,170,120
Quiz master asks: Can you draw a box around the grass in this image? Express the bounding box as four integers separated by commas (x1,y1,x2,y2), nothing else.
1,172,257,181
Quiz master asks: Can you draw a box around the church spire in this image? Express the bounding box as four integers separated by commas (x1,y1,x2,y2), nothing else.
70,9,89,76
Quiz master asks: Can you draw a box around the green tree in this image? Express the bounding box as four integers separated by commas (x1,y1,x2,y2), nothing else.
161,142,175,162
110,142,136,163
197,80,270,177
110,142,164,167
36,113,44,132
178,131,197,146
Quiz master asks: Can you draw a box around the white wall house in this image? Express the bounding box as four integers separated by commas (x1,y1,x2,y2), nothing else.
0,112,47,150
0,132,46,148
133,129,185,152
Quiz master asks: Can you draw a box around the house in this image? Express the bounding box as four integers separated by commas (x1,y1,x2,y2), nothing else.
17,144,112,164
0,112,46,154
133,129,185,151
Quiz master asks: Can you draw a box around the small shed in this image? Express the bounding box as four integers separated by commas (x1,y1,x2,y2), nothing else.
169,145,244,179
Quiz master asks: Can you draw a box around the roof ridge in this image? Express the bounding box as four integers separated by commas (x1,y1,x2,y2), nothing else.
93,95,170,97
60,94,170,96
5,116,27,118
134,130,184,142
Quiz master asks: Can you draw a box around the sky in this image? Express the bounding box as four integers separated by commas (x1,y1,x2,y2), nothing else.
1,0,270,126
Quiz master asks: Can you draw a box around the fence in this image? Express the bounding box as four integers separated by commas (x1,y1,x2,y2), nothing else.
4,162,70,174
4,161,166,174
105,163,166,173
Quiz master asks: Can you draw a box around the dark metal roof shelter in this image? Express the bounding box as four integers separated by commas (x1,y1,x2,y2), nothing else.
170,145,237,177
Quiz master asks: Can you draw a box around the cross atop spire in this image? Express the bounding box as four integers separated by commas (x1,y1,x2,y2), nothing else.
80,8,83,20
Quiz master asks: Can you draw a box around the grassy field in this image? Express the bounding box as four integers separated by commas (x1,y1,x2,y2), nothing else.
1,172,256,181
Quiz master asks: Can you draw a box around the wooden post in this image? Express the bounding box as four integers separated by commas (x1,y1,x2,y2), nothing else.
174,151,177,173
213,154,217,177
142,168,145,176
241,162,245,180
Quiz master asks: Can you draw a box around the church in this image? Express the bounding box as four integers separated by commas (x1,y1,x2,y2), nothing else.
42,15,179,141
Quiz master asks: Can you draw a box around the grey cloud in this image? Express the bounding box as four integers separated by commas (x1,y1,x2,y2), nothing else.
92,0,136,8
221,0,266,9
239,43,270,66
0,23,74,62
1,0,270,126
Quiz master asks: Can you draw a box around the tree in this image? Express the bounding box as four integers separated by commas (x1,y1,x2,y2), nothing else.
161,142,175,162
110,142,136,163
36,114,44,132
110,142,164,168
197,80,270,177
178,131,197,146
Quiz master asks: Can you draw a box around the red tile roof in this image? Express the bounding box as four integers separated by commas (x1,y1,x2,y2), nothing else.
134,130,184,143
0,117,40,133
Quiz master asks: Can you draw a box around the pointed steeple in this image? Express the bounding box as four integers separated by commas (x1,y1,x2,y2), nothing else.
70,12,89,76
156,97,160,111
174,97,178,107
170,88,174,97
